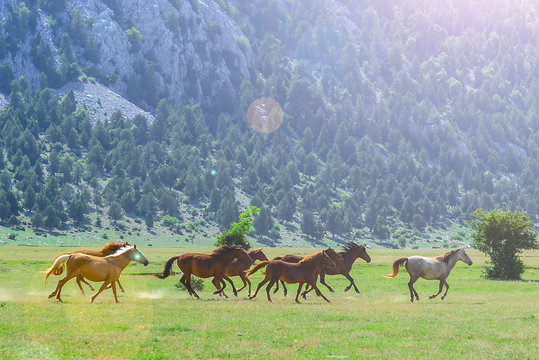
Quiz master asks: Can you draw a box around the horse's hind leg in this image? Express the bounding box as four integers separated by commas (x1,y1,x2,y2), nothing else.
91,280,112,303
265,280,277,303
429,280,444,299
408,275,420,302
441,280,449,300
295,283,305,304
250,277,269,300
185,275,200,299
310,282,331,303
53,273,76,302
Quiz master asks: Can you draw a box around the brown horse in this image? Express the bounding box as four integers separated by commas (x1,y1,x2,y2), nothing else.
302,242,371,298
50,242,130,295
224,248,268,297
45,244,149,303
156,245,252,299
384,248,473,302
271,254,303,296
247,249,340,303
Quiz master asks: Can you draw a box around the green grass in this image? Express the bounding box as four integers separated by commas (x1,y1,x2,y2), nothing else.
0,246,537,359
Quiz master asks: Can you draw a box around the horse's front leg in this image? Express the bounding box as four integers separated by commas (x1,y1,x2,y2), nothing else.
319,273,335,293
429,279,444,299
343,273,358,293
76,276,86,296
79,277,94,292
309,281,331,303
441,280,450,300
116,279,125,293
265,280,277,303
111,281,121,303
50,273,76,302
213,278,228,298
223,275,237,297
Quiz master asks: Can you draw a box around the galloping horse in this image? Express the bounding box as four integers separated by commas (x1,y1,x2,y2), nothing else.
157,245,252,299
247,249,340,303
270,254,303,296
45,244,149,303
384,248,473,302
49,242,130,295
224,248,269,297
302,242,371,298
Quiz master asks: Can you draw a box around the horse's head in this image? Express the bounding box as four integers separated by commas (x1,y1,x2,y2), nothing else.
130,245,149,266
358,245,371,263
321,250,336,270
325,247,344,265
458,248,473,266
249,248,268,262
233,246,253,264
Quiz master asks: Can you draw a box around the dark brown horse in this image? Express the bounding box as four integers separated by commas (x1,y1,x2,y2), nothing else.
247,249,341,303
224,248,268,297
302,242,371,298
156,245,252,299
50,242,130,295
45,244,149,303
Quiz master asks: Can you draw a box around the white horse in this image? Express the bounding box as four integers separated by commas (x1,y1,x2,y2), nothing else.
384,248,473,302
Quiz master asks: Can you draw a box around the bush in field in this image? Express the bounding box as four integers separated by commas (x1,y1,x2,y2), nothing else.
471,208,538,280
215,206,260,250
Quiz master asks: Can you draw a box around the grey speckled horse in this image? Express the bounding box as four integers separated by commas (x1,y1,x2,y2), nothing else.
384,248,473,302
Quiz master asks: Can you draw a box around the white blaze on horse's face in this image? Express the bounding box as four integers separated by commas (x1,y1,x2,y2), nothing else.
459,249,473,266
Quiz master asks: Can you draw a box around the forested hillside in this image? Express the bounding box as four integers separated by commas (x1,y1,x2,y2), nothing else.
0,0,537,248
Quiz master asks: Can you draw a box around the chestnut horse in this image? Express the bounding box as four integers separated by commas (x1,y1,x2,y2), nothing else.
50,242,130,295
224,248,269,297
270,254,303,296
156,245,252,299
384,248,473,302
247,249,340,303
45,244,149,303
302,242,371,298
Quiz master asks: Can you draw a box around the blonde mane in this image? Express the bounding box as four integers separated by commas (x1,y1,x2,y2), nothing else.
105,244,134,257
435,249,460,263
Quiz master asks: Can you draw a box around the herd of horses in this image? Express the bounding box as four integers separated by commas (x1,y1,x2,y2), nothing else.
44,242,473,304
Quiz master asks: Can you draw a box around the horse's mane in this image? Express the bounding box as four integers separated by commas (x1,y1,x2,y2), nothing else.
211,244,244,256
299,250,323,263
100,242,130,253
105,244,134,257
342,242,360,253
436,249,460,263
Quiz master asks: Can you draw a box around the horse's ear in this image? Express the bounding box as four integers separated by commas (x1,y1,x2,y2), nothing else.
134,244,137,249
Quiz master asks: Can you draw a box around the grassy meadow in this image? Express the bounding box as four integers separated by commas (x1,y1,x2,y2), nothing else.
0,246,537,359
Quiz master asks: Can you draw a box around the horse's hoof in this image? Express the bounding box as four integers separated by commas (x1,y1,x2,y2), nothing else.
48,293,55,299
120,289,125,293
429,295,435,299
344,287,350,292
329,288,335,293
355,289,360,294
441,296,445,300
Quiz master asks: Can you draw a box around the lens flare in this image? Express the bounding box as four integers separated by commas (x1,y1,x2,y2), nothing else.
246,97,283,134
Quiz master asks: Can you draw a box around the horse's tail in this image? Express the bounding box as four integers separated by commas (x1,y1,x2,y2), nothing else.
45,254,71,284
51,252,70,275
384,257,408,278
246,261,269,276
155,256,180,279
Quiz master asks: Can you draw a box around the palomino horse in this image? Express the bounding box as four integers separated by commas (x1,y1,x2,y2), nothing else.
302,242,371,298
384,248,473,302
224,248,269,297
156,245,252,299
50,242,130,295
45,244,149,303
247,249,341,303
